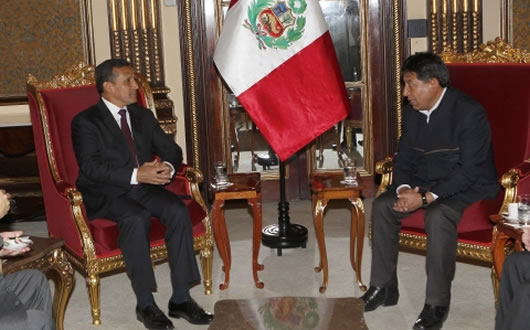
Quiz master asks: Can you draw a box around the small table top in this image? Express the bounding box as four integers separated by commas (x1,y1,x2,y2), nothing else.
311,174,363,193
1,236,64,274
209,296,367,330
490,214,524,239
210,173,261,200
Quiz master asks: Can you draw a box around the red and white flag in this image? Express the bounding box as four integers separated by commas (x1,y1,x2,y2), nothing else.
214,0,350,161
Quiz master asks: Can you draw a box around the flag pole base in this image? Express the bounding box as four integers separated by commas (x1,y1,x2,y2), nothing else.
261,223,308,256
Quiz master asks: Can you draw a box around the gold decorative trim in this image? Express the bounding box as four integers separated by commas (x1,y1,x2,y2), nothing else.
441,0,449,52
499,168,520,214
399,232,492,262
0,177,41,184
440,37,530,63
462,7,469,53
431,0,439,53
27,63,95,89
394,0,403,138
451,1,458,52
375,157,393,196
183,0,200,168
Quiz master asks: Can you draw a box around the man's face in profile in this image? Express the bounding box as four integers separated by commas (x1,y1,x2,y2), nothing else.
402,71,440,111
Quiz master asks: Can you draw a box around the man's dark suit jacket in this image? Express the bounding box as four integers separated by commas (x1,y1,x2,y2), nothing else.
71,100,182,219
390,87,499,205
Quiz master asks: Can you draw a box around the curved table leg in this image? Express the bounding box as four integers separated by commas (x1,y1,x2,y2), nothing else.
248,195,264,288
491,227,511,300
212,199,231,290
349,197,367,292
313,198,329,293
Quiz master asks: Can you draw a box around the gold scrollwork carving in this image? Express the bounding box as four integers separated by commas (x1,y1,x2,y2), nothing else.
440,37,530,63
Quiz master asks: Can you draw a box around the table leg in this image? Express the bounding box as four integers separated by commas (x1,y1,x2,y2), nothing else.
248,196,264,289
212,199,231,290
45,249,75,330
492,229,511,285
349,197,367,291
313,198,329,293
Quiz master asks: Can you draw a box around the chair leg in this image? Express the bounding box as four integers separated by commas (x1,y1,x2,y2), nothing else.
85,274,102,325
200,247,213,295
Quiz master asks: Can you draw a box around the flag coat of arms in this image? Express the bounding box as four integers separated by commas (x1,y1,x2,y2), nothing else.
214,0,350,161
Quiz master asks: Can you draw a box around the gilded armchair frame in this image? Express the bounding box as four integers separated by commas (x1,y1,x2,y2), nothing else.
26,63,214,325
375,38,530,264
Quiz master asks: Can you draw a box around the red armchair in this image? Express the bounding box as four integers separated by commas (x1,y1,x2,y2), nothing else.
375,41,530,271
26,63,213,325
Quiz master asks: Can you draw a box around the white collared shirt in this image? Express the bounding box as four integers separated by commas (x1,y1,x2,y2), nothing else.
418,87,447,123
101,98,174,184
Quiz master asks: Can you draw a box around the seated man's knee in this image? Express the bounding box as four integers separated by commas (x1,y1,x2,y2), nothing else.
424,203,457,233
373,191,396,212
120,209,152,231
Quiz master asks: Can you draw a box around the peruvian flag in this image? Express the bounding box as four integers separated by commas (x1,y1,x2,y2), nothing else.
214,0,350,161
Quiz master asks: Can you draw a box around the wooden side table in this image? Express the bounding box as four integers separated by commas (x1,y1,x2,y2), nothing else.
211,172,264,290
490,214,524,295
310,174,367,293
0,236,75,330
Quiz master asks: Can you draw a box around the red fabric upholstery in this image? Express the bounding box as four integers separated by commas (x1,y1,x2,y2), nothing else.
28,82,207,261
399,63,530,247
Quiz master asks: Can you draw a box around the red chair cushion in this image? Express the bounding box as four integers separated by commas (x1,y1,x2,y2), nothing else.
89,198,206,256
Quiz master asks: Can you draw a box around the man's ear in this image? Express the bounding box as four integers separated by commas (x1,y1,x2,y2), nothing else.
430,78,441,89
102,81,113,94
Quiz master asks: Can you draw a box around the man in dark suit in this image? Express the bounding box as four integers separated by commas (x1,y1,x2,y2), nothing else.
496,228,530,330
71,59,213,330
0,189,54,330
360,52,499,330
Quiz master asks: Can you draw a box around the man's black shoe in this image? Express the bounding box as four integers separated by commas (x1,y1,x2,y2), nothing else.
168,298,213,325
136,304,174,330
360,286,399,312
412,304,449,330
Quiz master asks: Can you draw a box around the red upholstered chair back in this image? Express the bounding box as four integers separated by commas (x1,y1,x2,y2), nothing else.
447,63,530,176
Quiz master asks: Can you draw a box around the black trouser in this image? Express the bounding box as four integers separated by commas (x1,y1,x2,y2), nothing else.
496,252,530,330
103,184,200,296
369,190,467,306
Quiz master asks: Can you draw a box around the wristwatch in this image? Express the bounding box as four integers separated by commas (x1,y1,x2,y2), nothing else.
421,191,428,208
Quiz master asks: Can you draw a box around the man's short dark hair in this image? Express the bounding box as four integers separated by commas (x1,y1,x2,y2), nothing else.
95,59,132,94
401,52,450,87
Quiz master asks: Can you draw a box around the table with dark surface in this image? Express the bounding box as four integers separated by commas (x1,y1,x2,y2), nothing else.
209,296,368,330
0,236,75,330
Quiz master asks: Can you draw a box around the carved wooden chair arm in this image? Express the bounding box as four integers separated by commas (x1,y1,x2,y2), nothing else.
375,156,393,196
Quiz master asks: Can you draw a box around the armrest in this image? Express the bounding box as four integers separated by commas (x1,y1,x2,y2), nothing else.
499,161,530,214
166,165,209,220
375,156,393,196
42,179,96,259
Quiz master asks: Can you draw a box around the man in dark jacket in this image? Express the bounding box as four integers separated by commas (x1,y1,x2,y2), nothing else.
496,228,530,330
71,59,212,330
0,189,54,330
361,52,499,330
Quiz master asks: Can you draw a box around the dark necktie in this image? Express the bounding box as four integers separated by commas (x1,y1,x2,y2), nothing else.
118,109,138,167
